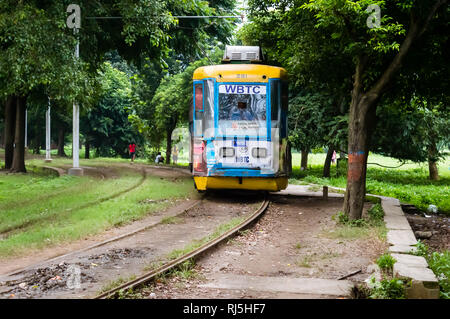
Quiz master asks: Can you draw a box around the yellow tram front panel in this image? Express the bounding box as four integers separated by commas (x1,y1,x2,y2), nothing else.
193,64,288,83
194,176,288,192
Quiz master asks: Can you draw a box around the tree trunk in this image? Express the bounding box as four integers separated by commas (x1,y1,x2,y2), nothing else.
57,127,66,157
428,143,439,181
85,140,90,159
4,96,16,169
323,146,334,178
10,96,27,173
343,90,377,220
165,127,173,164
300,148,309,170
32,135,41,154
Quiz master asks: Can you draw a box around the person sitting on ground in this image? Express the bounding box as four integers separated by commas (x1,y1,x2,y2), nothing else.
155,152,164,164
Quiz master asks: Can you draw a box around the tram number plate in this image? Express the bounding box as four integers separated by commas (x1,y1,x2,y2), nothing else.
235,145,250,163
236,156,250,163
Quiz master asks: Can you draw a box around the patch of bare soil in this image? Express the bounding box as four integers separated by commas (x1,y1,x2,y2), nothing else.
403,205,450,252
141,196,387,299
0,193,265,299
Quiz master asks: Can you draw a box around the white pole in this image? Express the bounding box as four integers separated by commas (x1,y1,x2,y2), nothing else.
68,29,83,175
73,38,80,169
45,98,52,163
67,4,83,175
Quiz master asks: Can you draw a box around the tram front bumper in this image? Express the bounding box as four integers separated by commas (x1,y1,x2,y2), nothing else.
194,176,288,192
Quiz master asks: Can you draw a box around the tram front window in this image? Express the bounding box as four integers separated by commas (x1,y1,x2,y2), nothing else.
218,84,267,137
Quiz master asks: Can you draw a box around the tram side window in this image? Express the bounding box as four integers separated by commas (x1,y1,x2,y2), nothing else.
281,81,289,137
270,80,279,128
194,83,204,136
203,79,215,138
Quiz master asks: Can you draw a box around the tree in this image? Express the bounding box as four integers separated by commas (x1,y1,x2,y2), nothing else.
372,98,450,180
2,0,231,172
300,0,448,219
0,2,93,172
81,62,142,158
239,1,352,175
242,0,449,219
136,57,217,163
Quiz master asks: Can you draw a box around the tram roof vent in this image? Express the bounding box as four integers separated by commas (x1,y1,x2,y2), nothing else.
222,45,263,64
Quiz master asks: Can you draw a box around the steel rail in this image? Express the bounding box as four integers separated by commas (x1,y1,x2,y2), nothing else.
94,193,270,299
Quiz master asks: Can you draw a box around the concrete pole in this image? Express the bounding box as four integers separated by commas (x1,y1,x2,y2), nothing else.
68,29,83,176
45,98,52,163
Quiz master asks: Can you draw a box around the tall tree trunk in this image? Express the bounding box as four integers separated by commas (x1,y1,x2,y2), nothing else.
10,96,27,173
4,96,16,169
300,148,309,170
343,102,370,220
343,89,378,220
165,127,173,164
32,134,41,154
428,143,439,181
57,127,66,157
85,140,90,159
323,146,334,178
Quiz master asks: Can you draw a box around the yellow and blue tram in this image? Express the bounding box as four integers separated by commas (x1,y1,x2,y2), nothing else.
190,46,291,192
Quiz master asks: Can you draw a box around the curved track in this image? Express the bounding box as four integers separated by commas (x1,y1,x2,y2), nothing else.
0,167,147,238
95,193,270,299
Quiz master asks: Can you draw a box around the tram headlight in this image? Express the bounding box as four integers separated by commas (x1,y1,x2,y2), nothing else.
252,147,267,158
220,147,235,158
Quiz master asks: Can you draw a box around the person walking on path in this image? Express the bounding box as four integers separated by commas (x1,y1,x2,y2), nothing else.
129,143,136,162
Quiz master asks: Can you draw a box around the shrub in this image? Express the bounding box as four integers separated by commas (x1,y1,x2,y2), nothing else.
376,253,397,274
368,203,384,225
412,241,449,299
369,278,406,299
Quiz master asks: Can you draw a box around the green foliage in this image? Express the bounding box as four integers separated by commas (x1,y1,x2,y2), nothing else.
368,203,384,225
369,278,406,299
376,254,397,273
413,241,450,299
333,210,370,227
373,98,450,164
428,251,450,299
167,259,198,280
0,2,93,103
413,240,429,257
81,62,142,157
288,92,347,153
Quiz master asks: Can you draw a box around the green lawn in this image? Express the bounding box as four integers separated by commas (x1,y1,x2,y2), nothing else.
0,161,195,258
291,152,450,214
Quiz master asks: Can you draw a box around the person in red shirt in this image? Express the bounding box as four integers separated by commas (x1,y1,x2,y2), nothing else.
129,143,136,162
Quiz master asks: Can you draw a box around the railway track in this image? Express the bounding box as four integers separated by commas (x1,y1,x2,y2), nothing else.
0,167,147,239
94,193,270,299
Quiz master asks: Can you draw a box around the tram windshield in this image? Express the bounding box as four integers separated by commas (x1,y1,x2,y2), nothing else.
218,84,267,137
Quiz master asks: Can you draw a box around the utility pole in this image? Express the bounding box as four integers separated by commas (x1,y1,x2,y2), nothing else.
67,4,83,176
45,98,52,163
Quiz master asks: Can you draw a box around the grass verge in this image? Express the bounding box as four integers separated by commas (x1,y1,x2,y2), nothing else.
0,163,194,258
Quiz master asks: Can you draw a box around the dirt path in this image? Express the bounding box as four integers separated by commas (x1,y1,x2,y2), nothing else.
138,195,387,299
0,192,265,299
